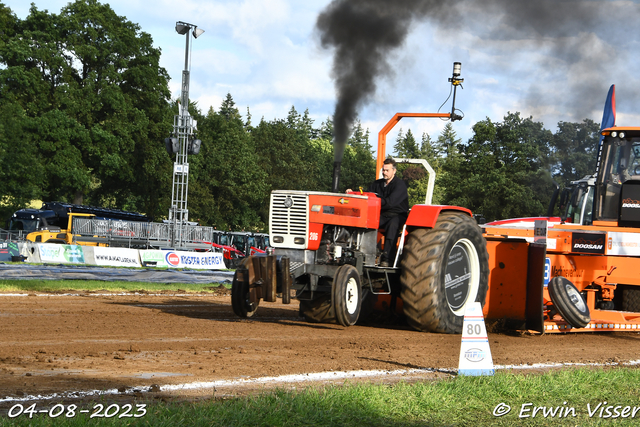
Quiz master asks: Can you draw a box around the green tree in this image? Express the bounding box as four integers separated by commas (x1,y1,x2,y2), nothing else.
420,132,439,165
0,102,44,221
254,118,326,191
341,120,375,192
0,0,172,217
449,112,554,221
550,119,600,188
393,128,421,159
417,131,445,204
191,95,268,230
433,123,463,206
318,117,334,141
0,4,42,220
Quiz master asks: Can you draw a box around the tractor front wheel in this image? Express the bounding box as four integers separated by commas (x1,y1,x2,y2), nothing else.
332,264,362,326
400,212,489,333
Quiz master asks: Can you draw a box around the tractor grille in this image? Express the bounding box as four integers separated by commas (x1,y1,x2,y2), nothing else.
270,192,308,248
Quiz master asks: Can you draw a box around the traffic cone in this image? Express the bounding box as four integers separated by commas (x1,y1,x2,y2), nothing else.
458,302,495,376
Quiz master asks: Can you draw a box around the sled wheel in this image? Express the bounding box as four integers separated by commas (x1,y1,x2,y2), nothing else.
231,260,259,318
548,276,590,328
332,264,362,326
400,212,489,334
299,294,334,323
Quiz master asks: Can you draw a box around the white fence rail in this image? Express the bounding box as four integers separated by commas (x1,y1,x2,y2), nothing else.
71,218,215,250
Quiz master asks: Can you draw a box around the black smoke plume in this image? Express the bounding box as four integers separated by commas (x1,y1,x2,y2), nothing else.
316,0,461,191
316,0,639,191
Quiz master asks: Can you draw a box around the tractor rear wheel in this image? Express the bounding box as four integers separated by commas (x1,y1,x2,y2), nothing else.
400,212,489,334
231,260,259,317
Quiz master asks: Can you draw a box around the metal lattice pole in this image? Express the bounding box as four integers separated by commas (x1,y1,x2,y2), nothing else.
168,22,203,248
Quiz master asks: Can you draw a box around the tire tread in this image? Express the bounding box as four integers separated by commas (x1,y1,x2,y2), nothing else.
400,212,489,333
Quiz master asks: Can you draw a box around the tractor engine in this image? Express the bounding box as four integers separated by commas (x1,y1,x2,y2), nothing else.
269,190,381,268
316,225,365,265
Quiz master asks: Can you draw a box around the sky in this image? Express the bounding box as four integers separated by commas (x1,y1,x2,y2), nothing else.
5,0,640,159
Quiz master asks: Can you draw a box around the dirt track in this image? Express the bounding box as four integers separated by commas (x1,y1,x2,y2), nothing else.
2,289,640,409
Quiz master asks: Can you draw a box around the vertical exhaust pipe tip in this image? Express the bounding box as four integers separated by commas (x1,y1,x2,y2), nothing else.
332,161,342,193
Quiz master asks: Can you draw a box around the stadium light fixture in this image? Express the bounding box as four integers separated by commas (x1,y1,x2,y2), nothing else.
175,22,190,35
193,27,205,38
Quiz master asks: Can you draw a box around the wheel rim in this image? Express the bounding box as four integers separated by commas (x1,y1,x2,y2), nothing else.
444,238,481,316
345,277,359,315
565,283,587,313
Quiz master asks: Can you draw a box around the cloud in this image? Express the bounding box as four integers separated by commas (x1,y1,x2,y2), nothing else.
9,0,640,150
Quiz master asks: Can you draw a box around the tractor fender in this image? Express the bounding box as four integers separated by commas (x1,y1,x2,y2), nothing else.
405,205,473,229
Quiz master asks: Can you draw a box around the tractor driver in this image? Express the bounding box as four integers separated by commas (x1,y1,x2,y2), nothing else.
347,158,408,267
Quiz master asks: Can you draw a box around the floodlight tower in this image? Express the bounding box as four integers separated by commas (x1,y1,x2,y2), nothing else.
166,21,204,247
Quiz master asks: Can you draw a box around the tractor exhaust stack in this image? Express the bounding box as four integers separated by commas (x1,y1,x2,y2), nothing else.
331,160,341,193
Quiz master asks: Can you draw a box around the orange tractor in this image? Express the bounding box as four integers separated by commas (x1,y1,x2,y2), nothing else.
231,63,493,333
482,127,640,333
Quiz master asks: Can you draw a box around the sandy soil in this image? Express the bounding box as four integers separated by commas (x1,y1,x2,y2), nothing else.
1,289,640,410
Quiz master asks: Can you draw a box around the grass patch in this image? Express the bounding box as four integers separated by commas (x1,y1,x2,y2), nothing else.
3,367,640,426
0,279,230,293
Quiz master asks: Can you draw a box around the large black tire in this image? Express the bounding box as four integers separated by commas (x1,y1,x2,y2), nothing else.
231,261,259,318
548,276,590,328
400,212,489,334
622,288,640,312
332,264,362,326
299,294,334,323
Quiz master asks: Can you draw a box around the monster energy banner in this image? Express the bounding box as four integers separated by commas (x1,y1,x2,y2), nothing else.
38,244,85,264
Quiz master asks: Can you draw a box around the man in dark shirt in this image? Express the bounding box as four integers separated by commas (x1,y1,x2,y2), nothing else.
347,158,408,267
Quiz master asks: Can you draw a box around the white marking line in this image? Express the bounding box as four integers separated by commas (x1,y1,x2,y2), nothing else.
161,368,449,392
0,293,224,297
495,360,640,369
130,304,224,308
3,360,640,403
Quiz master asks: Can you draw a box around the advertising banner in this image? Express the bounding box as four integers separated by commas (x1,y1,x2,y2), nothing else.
571,232,606,255
38,244,85,264
140,250,225,270
0,242,20,261
606,232,640,256
93,247,142,267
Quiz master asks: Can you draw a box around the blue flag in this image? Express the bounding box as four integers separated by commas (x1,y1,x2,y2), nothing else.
601,84,616,129
599,85,616,146
595,85,616,178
